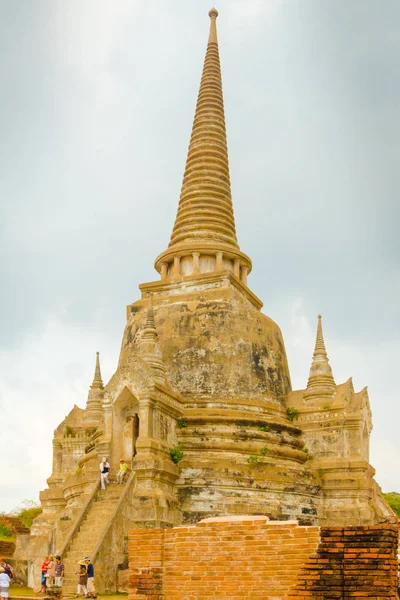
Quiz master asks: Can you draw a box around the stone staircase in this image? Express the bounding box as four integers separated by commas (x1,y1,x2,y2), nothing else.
61,483,125,594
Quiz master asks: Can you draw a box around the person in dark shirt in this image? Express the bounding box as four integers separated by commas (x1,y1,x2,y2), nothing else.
54,555,64,587
84,558,96,599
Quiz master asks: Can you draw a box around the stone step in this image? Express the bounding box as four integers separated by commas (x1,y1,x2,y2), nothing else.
59,480,128,586
66,543,97,552
65,553,95,560
67,541,100,551
79,512,113,521
69,541,99,549
65,550,98,559
78,518,113,529
62,585,78,594
77,523,107,532
83,503,118,512
78,517,115,528
68,539,99,550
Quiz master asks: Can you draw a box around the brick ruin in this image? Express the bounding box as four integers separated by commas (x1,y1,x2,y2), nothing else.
128,519,399,600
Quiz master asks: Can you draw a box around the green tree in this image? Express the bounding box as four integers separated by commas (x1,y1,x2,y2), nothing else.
382,492,400,518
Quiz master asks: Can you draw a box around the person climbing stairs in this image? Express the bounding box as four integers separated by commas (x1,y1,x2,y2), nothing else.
60,483,125,594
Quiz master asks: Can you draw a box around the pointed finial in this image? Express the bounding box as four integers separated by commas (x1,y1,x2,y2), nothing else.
141,295,158,342
91,351,104,390
208,7,218,44
313,314,328,360
139,295,166,384
304,314,336,400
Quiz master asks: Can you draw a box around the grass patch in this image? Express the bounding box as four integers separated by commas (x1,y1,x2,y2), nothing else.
0,534,16,543
9,587,34,596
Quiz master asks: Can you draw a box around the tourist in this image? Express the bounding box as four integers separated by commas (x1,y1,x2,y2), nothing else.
46,556,55,587
0,562,12,581
54,556,64,588
76,561,88,597
37,556,50,594
84,558,96,599
116,459,128,484
99,457,110,490
0,566,10,599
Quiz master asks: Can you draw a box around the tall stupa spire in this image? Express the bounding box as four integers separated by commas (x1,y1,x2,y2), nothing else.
304,315,336,400
169,6,237,249
139,295,166,385
141,294,157,341
155,9,252,287
91,351,104,390
84,351,104,423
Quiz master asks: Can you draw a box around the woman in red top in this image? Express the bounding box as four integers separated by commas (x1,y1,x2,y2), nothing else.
37,556,50,594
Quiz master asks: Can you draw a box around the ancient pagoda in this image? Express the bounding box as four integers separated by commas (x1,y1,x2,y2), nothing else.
15,8,394,593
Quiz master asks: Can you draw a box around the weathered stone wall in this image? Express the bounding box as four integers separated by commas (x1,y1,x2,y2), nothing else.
123,280,291,404
128,519,398,600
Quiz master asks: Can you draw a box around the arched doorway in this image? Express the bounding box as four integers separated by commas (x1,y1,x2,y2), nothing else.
112,385,140,468
123,413,140,462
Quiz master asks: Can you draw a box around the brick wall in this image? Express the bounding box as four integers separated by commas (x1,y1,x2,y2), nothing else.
129,520,399,599
287,524,398,599
129,516,320,599
0,541,15,558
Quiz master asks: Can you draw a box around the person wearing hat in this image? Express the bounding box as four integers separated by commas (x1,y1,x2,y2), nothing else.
116,459,128,485
0,566,10,599
84,558,96,599
54,556,64,588
99,457,110,490
76,561,87,597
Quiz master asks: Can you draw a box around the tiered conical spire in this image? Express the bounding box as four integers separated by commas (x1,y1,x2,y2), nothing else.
155,9,251,285
91,351,104,390
141,295,156,338
139,296,166,385
304,315,336,400
169,8,237,249
84,352,104,423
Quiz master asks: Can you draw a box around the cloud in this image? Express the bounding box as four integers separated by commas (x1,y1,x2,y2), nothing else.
0,316,119,512
231,0,281,19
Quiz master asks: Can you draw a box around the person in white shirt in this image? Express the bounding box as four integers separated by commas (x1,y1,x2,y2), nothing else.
99,457,110,490
0,567,10,599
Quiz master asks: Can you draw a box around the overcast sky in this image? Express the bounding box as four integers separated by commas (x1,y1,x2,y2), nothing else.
0,0,399,512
